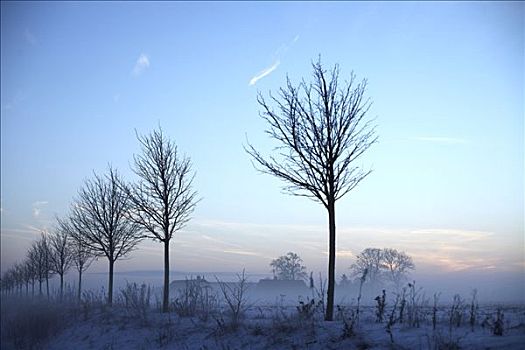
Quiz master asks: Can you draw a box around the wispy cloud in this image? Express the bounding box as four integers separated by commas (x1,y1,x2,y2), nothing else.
187,219,522,274
132,53,150,76
222,249,262,257
248,34,300,86
32,201,48,218
249,60,280,86
412,136,468,145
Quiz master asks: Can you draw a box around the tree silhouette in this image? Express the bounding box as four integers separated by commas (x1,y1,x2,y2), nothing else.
49,225,73,300
351,247,415,290
381,248,415,289
246,59,376,320
57,215,95,302
123,128,198,313
69,166,142,305
270,252,308,280
351,247,383,285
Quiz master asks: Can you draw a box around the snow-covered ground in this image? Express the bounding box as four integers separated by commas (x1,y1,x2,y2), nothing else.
2,286,524,350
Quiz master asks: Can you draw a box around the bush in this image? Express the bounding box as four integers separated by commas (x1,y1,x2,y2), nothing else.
172,277,218,321
216,270,250,330
120,282,151,324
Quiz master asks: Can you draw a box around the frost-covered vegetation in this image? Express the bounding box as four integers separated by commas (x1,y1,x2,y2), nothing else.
1,278,524,349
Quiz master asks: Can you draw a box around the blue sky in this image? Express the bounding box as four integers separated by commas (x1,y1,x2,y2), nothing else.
1,2,523,292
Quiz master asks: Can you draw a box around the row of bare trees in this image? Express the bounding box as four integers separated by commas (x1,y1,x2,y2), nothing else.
3,58,376,322
0,230,94,301
1,128,198,313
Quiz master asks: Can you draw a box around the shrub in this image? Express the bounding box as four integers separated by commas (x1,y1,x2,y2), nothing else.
172,277,218,321
449,294,464,330
492,308,504,336
216,270,250,330
375,289,386,323
120,282,151,324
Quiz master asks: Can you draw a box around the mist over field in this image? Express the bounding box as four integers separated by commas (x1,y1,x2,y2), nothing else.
1,1,523,349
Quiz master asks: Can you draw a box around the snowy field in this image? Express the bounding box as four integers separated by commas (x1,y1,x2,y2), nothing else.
1,281,524,349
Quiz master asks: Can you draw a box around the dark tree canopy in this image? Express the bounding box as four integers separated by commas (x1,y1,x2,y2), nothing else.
246,58,376,321
381,248,415,287
351,247,415,288
351,247,383,282
270,252,308,281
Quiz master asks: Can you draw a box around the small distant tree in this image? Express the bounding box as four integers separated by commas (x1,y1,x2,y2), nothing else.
21,259,33,296
351,248,383,284
381,248,415,289
123,127,198,313
351,248,415,289
11,263,23,295
49,225,73,299
36,233,53,298
57,216,96,302
27,242,45,296
70,166,142,305
270,252,308,280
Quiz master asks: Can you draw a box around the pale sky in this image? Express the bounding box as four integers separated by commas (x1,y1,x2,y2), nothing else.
1,2,523,296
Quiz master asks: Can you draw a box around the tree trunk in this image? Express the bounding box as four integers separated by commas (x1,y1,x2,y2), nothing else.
108,259,114,305
162,239,170,313
325,199,336,321
46,274,49,299
39,280,42,295
78,270,82,303
60,273,64,301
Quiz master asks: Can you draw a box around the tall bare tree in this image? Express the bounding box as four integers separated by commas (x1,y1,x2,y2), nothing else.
58,216,96,302
49,225,73,300
246,59,377,320
124,128,198,313
70,166,142,305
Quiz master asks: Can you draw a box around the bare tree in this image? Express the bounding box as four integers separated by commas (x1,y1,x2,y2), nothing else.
381,248,415,289
36,233,53,298
58,216,96,302
270,252,308,280
25,234,53,298
124,127,198,313
49,224,73,300
21,259,33,296
27,242,44,296
70,166,142,305
246,59,376,320
351,248,384,285
11,263,23,295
